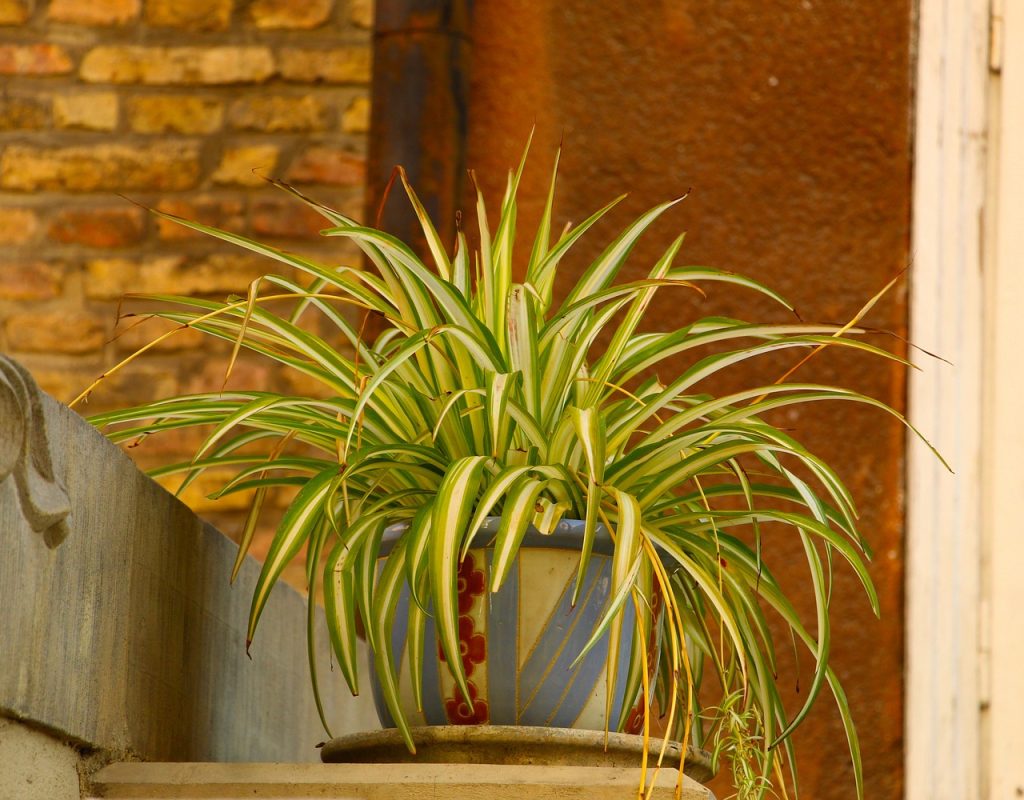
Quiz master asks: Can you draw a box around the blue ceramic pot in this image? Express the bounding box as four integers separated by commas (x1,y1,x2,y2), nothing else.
369,518,658,732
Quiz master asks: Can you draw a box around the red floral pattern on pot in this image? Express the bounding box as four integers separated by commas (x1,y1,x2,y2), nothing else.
438,615,487,677
445,680,490,725
624,703,646,735
439,551,490,723
456,552,486,614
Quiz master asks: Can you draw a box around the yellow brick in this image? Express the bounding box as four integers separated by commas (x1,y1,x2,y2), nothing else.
341,95,370,133
212,145,279,187
0,0,30,25
0,144,200,192
89,254,276,299
113,318,207,353
146,0,232,30
181,355,272,394
286,146,364,186
279,47,370,83
48,0,139,25
134,253,278,295
26,368,99,406
0,44,72,75
85,258,136,300
0,261,63,300
155,196,245,240
0,95,49,130
154,196,245,240
0,208,39,244
6,310,107,354
349,0,372,28
228,95,327,132
49,206,143,247
249,0,332,29
128,95,223,134
54,93,118,131
83,364,180,409
85,256,179,300
80,46,274,85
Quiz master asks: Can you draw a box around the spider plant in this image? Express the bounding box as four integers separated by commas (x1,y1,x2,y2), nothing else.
77,143,937,798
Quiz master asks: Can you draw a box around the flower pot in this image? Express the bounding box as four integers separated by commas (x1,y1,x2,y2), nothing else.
369,518,660,732
321,725,715,784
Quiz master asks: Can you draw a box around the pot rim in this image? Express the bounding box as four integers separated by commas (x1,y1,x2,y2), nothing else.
380,516,616,557
320,725,715,784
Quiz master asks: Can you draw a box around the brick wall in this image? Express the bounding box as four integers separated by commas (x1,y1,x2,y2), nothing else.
0,0,374,576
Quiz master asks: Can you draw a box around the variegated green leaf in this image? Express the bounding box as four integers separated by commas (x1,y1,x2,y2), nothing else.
247,468,337,649
461,465,535,560
354,517,387,654
399,168,452,281
402,503,435,611
486,372,518,458
489,476,546,592
562,197,683,309
572,476,602,606
324,537,360,696
369,537,416,752
604,488,642,726
525,147,560,306
533,496,569,535
407,595,428,713
614,554,656,732
507,284,540,419
305,517,331,734
569,406,606,484
430,456,488,703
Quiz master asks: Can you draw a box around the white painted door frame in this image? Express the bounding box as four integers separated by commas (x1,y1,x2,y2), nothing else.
908,0,1023,797
978,0,1024,795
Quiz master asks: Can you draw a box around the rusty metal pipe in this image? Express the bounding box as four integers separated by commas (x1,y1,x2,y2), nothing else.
367,0,473,256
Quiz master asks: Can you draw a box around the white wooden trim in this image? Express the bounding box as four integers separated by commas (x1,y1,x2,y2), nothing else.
906,1,989,798
981,0,1024,794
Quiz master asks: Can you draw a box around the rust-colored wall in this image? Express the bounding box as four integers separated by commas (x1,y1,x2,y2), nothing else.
466,3,911,798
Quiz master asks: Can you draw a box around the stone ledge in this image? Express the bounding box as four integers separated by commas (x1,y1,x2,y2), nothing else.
88,762,712,800
0,358,377,763
0,717,82,800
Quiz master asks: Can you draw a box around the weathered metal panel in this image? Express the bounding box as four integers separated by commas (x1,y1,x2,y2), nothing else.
367,0,473,256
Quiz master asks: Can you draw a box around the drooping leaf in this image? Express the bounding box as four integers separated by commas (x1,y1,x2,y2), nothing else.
247,468,338,649
430,456,488,703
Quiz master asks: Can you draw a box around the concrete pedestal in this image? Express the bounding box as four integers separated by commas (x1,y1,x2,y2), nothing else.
88,761,712,799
